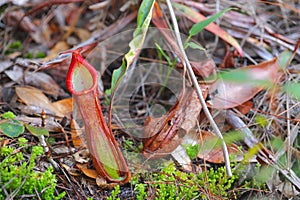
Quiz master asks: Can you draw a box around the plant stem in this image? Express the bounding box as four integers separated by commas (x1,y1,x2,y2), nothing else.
165,0,232,177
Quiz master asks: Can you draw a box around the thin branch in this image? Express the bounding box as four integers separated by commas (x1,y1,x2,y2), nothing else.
286,95,291,170
38,135,60,170
165,0,232,177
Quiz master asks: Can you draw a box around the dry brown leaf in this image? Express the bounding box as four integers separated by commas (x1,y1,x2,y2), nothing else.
7,52,22,59
143,86,208,158
77,164,98,179
0,60,12,73
5,67,23,81
61,163,81,176
73,149,89,163
15,86,64,117
0,139,10,148
45,41,70,61
96,176,109,188
236,101,253,115
24,71,66,99
209,57,283,109
53,98,73,117
5,10,42,43
52,146,72,154
70,118,86,148
18,104,57,116
81,168,98,179
75,28,91,41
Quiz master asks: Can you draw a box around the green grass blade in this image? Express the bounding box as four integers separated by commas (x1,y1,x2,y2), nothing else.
189,8,232,37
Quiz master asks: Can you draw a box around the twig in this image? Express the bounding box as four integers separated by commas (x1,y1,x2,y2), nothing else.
286,94,291,170
6,176,27,200
38,135,60,170
225,110,300,190
165,0,232,177
34,186,42,200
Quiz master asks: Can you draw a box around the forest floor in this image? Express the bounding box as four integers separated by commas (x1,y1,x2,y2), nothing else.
0,0,300,199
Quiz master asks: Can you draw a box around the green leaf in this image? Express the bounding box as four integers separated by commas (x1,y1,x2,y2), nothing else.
184,144,200,159
110,0,155,95
0,119,24,138
25,124,49,137
110,61,126,94
185,42,205,51
189,8,232,37
283,83,300,100
137,0,155,29
173,3,243,56
1,111,16,119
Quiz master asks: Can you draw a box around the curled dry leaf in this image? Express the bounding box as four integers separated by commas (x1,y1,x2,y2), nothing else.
236,101,253,115
15,86,64,117
209,51,292,109
143,85,208,158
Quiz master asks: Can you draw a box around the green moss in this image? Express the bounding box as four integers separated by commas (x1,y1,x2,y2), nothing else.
9,41,22,49
36,52,46,58
107,185,121,200
0,139,65,199
24,52,34,59
130,156,267,199
1,111,16,119
24,51,46,59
